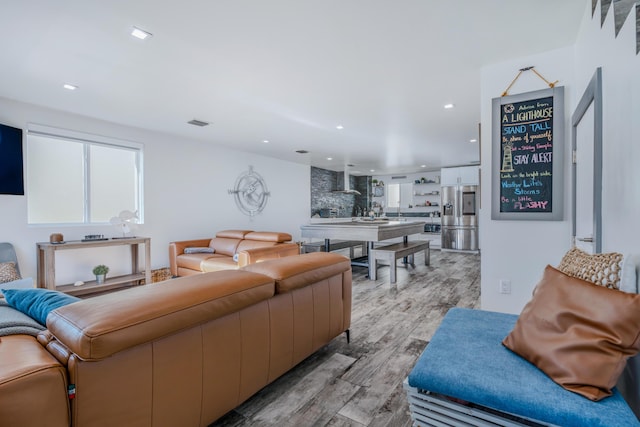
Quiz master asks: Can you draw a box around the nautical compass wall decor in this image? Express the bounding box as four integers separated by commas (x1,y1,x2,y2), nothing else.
228,166,271,217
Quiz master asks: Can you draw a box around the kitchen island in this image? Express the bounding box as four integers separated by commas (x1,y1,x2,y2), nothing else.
300,219,425,278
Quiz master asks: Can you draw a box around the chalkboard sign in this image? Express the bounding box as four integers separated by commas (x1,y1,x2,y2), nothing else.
491,87,564,220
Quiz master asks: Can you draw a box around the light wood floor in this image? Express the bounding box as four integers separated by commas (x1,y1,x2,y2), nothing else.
211,249,481,427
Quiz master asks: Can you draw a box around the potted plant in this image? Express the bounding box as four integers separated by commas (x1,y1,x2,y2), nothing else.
93,264,109,284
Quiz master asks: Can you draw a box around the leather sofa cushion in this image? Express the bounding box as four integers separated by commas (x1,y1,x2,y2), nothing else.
0,334,65,385
177,253,219,271
210,237,242,256
47,270,275,360
0,335,69,427
242,252,351,293
201,256,240,272
244,231,292,243
216,230,253,239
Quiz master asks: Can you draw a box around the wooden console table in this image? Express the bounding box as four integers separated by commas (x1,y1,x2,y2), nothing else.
37,237,151,297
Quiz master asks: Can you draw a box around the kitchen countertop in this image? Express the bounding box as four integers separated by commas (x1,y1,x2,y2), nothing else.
309,216,438,223
301,220,425,241
301,220,426,278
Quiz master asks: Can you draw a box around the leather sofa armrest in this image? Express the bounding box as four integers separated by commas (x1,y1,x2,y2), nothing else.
242,252,352,331
242,252,351,293
236,243,300,267
169,238,212,276
38,330,71,365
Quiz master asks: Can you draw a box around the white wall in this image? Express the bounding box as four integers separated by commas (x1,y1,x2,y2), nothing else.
573,2,640,256
479,47,576,313
480,1,640,314
0,97,310,285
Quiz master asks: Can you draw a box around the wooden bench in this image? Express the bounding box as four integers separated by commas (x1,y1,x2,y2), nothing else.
370,240,430,283
301,240,367,258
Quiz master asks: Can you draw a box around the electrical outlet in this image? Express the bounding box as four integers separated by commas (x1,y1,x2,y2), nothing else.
499,279,511,294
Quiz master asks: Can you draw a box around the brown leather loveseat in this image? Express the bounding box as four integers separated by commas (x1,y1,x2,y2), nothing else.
169,229,300,277
0,252,352,426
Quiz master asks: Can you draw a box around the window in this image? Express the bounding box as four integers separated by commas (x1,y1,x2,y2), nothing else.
27,124,143,225
387,183,413,209
387,184,400,208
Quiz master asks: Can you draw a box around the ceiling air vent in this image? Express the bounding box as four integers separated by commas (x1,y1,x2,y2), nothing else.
187,119,210,127
295,150,309,154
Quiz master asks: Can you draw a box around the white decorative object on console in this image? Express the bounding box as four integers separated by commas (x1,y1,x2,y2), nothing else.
110,210,139,238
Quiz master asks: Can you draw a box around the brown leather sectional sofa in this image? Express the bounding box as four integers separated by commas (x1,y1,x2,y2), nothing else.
0,252,352,427
169,229,300,276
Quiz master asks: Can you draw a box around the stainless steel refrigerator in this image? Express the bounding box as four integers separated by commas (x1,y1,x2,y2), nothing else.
441,185,479,251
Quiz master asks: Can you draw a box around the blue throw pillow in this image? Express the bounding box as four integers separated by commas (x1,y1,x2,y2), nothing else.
1,288,80,326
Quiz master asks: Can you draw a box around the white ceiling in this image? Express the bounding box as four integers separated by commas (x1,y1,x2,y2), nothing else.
0,0,586,175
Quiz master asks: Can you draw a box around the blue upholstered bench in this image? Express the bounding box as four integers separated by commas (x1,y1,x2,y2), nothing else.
405,308,640,427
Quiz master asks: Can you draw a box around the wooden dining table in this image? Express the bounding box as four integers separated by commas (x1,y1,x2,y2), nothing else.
300,219,425,278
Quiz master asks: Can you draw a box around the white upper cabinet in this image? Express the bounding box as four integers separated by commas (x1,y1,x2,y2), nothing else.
440,168,459,186
440,166,479,185
459,166,479,185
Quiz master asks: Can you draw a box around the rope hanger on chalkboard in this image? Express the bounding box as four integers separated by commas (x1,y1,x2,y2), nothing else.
501,66,559,97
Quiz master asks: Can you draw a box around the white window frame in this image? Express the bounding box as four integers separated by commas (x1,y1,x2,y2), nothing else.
26,123,144,226
387,182,413,209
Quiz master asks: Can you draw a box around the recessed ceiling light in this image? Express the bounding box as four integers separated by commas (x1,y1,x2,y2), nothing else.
327,157,333,161
370,169,375,172
470,139,478,143
420,165,426,168
131,27,152,40
336,125,344,130
262,140,269,144
63,84,77,90
444,103,455,109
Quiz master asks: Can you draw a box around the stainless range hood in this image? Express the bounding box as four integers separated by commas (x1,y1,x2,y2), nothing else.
332,169,361,195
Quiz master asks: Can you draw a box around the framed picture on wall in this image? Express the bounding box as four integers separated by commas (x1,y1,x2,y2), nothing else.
491,87,564,221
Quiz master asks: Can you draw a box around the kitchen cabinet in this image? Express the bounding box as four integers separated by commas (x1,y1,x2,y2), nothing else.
422,219,442,249
440,166,479,185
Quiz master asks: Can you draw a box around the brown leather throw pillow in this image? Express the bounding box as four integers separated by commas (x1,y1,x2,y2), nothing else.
503,265,640,401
